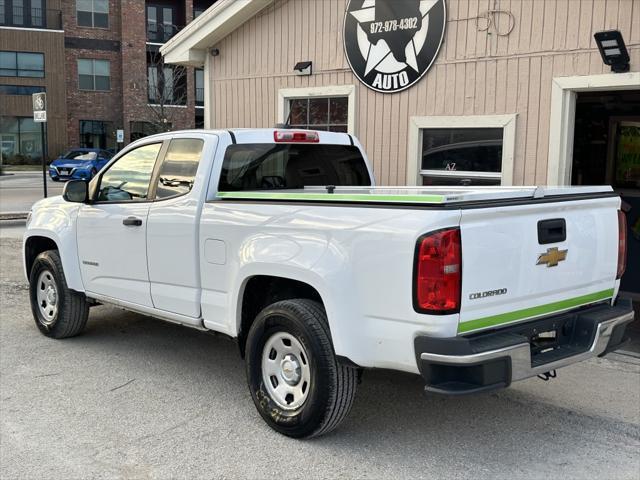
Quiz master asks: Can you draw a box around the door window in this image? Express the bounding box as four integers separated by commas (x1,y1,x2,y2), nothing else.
97,143,162,202
155,138,204,199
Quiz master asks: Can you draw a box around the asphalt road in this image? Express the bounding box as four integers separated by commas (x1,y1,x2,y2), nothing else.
1,237,639,479
0,172,64,214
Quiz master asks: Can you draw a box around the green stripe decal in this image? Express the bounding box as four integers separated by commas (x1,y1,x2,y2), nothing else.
458,289,615,334
217,191,446,204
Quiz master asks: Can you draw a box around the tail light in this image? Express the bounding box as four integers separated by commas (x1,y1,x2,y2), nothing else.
414,228,461,314
274,130,319,143
617,210,627,279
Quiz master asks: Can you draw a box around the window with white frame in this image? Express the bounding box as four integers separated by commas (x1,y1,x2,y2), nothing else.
421,128,503,186
408,115,517,186
288,97,349,132
278,85,356,134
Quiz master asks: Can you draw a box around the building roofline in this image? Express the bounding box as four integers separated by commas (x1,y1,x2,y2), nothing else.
160,0,273,67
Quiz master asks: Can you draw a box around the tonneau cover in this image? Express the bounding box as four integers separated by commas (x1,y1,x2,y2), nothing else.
217,185,614,205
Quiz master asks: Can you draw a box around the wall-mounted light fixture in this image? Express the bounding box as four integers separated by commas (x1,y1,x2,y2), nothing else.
594,30,630,73
210,48,220,57
293,61,312,76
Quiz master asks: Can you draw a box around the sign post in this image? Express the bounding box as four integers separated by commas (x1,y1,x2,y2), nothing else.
116,128,124,153
32,93,47,198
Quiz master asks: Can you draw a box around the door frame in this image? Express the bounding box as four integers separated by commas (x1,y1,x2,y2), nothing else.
546,72,640,186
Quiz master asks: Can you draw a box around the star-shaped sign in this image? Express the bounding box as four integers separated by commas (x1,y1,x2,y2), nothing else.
350,0,439,74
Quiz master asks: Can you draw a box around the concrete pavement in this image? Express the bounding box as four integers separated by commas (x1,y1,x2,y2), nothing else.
0,172,64,214
0,237,639,479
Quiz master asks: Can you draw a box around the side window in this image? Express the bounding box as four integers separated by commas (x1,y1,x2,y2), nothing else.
155,138,204,199
97,143,162,202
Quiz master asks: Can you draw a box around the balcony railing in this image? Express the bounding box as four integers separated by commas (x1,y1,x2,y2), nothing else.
195,87,204,106
0,7,62,30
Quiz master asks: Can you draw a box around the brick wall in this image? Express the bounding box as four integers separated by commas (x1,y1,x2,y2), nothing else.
120,0,197,143
62,0,121,41
62,0,206,147
63,0,123,148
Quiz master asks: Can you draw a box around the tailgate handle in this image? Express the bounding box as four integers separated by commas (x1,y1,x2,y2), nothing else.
538,218,566,244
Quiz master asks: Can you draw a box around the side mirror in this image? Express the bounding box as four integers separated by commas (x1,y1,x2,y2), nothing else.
63,180,88,203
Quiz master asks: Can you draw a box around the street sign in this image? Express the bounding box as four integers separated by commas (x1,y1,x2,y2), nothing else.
116,129,124,143
32,92,48,198
32,92,47,123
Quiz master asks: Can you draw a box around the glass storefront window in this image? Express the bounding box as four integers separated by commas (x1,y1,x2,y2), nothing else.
80,120,114,149
0,116,43,165
130,121,166,142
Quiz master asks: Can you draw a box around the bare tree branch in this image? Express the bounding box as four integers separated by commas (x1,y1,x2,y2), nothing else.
134,32,188,135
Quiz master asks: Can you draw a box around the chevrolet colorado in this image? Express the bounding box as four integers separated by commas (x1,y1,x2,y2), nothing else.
24,129,633,438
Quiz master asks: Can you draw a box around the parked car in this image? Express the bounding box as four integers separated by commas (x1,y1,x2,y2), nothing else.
24,129,633,438
49,148,113,181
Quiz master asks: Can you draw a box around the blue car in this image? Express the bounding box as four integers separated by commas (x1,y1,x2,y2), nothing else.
49,148,113,181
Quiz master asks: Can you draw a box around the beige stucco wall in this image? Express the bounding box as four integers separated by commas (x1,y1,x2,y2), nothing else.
207,0,640,186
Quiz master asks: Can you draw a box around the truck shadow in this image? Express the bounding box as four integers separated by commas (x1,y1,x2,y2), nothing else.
75,305,638,475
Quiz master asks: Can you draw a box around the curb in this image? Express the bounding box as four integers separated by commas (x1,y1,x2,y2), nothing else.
0,212,28,221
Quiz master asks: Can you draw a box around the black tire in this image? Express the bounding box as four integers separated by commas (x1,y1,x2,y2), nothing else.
245,299,357,438
29,250,89,339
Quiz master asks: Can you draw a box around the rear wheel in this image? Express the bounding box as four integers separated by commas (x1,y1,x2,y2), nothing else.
245,299,357,438
29,250,89,338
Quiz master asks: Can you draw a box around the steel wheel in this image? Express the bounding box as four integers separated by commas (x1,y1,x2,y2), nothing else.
36,270,58,325
261,331,311,410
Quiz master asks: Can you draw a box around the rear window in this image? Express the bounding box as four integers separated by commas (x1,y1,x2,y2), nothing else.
218,144,371,191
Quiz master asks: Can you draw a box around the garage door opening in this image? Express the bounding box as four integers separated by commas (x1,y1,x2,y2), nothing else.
571,90,640,298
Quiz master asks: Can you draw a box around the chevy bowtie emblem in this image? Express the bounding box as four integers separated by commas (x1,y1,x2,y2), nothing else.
537,247,568,267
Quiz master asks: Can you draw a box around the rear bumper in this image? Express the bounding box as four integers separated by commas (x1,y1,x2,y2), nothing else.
416,298,634,395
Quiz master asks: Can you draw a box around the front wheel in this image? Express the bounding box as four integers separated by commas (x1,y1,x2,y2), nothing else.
29,250,89,338
245,299,358,438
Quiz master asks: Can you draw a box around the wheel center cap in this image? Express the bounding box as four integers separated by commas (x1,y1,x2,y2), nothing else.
280,354,301,385
46,287,57,305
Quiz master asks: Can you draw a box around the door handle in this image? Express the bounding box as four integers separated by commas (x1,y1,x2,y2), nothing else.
538,218,566,244
122,216,143,227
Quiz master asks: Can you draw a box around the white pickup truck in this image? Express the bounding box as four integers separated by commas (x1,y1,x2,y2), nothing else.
24,128,633,438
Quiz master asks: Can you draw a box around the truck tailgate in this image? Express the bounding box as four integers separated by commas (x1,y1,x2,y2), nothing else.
458,196,621,335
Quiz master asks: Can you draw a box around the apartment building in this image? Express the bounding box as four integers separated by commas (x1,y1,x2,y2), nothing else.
0,0,66,165
0,0,213,164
